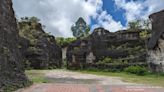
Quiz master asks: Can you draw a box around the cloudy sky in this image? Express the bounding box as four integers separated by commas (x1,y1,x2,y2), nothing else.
13,0,164,37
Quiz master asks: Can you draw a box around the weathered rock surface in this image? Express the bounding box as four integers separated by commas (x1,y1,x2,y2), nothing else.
18,21,62,69
148,10,164,72
0,0,30,91
67,27,147,69
148,10,164,49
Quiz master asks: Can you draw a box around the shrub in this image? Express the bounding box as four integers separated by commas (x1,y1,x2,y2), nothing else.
96,57,112,64
25,60,32,70
56,37,76,48
124,66,147,76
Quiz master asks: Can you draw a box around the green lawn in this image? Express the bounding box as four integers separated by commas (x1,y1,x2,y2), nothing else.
25,70,49,83
76,70,164,87
25,69,164,87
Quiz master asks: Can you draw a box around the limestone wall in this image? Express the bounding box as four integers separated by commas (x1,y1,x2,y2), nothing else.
0,0,30,91
148,10,164,72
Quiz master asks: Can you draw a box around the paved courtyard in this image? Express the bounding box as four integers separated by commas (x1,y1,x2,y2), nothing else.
18,84,164,92
16,70,164,92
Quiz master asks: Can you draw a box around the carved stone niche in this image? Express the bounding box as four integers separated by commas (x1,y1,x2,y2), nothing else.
86,52,96,63
93,27,108,36
72,55,76,63
81,41,86,47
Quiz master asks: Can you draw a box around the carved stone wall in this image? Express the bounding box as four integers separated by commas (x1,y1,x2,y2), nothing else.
66,27,146,69
0,0,30,91
18,21,62,69
148,10,164,72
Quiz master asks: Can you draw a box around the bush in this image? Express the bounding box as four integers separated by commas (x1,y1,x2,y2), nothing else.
96,57,112,64
56,37,76,48
124,66,147,76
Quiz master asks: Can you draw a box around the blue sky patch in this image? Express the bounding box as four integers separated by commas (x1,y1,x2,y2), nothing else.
102,0,127,26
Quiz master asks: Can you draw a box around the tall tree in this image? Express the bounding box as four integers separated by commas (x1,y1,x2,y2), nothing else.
128,20,142,30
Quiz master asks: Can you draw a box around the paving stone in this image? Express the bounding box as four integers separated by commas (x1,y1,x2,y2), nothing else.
19,84,164,92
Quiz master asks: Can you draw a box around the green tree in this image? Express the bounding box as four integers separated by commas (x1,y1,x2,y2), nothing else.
128,19,151,54
139,19,151,39
128,20,142,30
128,19,151,39
128,19,151,31
71,17,90,38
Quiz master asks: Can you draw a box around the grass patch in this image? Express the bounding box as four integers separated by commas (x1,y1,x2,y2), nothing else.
75,70,164,87
25,70,49,83
25,69,164,87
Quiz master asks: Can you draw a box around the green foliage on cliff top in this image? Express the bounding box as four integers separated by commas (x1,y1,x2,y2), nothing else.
56,37,76,48
18,16,47,45
128,19,151,39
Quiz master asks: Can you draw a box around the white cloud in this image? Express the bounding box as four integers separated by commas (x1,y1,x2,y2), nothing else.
143,0,164,18
13,0,102,37
12,0,164,37
92,11,124,32
13,0,126,37
114,0,164,23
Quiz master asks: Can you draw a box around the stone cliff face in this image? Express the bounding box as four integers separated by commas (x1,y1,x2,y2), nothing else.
66,27,147,70
18,20,62,69
148,10,164,72
0,0,30,91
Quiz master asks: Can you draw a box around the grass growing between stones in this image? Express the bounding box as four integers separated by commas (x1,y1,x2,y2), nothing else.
75,70,164,87
25,70,49,83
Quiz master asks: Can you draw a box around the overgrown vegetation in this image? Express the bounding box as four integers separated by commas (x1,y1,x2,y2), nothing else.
128,19,151,39
76,70,164,87
56,37,76,48
18,16,46,45
25,69,164,87
25,70,49,83
97,57,113,64
18,16,62,69
124,66,147,76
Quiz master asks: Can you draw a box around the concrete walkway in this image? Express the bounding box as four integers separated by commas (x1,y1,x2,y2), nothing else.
16,70,164,92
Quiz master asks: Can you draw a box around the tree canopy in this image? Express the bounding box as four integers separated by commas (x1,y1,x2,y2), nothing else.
127,19,151,39
128,19,151,31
